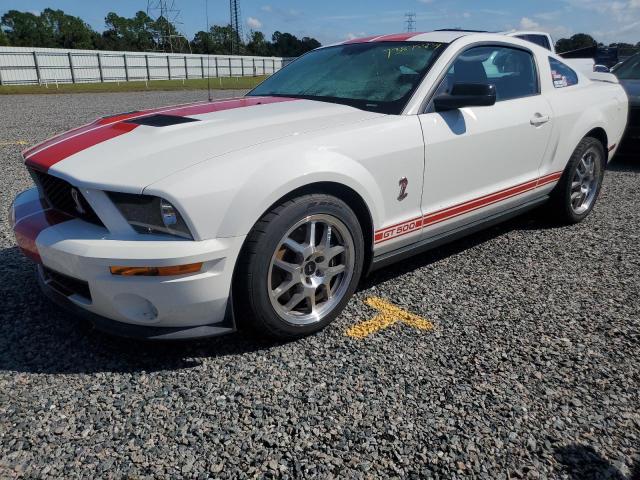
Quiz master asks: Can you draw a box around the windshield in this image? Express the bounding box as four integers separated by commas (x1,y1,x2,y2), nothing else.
615,54,640,80
248,41,448,114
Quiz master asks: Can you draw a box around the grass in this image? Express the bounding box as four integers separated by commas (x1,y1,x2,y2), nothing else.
0,76,268,95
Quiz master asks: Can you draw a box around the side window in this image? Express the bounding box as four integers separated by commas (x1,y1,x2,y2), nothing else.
516,34,551,51
446,45,539,102
549,58,578,88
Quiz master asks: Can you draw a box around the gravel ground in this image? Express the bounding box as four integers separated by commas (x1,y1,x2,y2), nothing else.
0,91,639,479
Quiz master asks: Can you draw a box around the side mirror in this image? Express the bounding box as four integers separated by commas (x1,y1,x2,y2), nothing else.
593,64,610,73
433,83,497,112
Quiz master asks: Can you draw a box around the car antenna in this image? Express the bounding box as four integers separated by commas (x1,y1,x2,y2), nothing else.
205,0,212,102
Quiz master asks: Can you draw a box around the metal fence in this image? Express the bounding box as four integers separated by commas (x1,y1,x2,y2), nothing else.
0,46,294,85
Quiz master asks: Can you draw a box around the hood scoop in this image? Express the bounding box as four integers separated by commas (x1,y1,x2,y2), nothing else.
126,114,200,127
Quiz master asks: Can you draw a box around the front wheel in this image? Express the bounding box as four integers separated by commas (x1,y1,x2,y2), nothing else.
549,137,605,224
234,194,364,339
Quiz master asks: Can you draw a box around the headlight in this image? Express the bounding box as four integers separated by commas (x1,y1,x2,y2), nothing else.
108,192,193,239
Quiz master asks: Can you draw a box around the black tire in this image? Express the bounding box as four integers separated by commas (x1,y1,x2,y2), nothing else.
234,194,365,339
549,137,606,224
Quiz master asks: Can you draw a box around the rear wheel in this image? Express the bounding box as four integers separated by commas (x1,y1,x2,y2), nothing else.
549,137,605,224
235,194,364,339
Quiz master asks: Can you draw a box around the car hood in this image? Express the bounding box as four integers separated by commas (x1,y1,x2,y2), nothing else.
620,79,640,107
23,96,382,192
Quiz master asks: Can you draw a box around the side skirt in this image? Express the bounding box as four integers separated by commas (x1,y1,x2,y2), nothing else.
369,195,549,272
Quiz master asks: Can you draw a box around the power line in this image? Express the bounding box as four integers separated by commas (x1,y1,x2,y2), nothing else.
146,0,191,53
405,12,416,33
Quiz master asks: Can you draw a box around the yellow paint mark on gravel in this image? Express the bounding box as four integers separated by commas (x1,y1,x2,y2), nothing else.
346,296,433,339
0,140,28,146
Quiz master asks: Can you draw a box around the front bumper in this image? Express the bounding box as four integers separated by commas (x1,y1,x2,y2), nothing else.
12,188,245,339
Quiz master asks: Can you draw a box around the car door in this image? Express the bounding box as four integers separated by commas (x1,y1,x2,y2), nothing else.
418,44,553,238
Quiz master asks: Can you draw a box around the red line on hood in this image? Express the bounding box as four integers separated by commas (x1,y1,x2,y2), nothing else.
23,96,298,172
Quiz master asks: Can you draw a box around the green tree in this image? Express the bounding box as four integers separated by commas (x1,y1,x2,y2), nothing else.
40,8,97,49
102,11,156,51
190,30,212,54
270,31,320,57
152,14,190,52
245,31,271,56
1,10,55,47
555,33,597,53
0,27,9,46
610,42,634,48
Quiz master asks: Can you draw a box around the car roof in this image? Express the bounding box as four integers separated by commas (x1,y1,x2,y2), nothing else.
336,30,474,46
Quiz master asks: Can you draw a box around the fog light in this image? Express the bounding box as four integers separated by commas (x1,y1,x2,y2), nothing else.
110,262,203,276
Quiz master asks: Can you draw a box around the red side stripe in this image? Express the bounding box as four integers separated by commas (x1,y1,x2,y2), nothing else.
23,96,297,172
14,209,71,263
374,171,563,244
422,179,538,226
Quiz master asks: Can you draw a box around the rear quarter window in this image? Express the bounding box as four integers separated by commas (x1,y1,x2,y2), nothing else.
549,57,579,88
516,34,551,51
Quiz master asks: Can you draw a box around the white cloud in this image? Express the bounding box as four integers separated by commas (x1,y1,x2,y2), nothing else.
463,12,471,19
561,0,640,42
533,10,565,21
417,0,433,3
519,17,541,30
246,17,262,29
261,5,272,13
345,32,367,40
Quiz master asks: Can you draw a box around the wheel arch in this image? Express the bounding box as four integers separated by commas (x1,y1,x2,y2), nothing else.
242,181,376,275
584,127,608,158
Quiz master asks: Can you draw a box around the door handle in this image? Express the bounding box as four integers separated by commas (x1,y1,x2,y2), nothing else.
530,114,550,126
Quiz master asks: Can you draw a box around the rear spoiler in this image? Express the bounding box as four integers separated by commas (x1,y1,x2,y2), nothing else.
587,72,619,84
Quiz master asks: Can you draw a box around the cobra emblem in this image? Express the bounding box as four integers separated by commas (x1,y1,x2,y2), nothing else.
70,188,86,215
398,177,408,201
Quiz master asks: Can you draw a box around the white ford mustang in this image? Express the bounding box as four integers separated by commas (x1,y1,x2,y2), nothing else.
11,31,628,340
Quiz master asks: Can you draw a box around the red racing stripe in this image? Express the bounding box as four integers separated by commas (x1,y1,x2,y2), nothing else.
343,35,384,44
372,33,422,42
25,122,139,172
23,96,297,172
13,208,72,263
342,33,429,44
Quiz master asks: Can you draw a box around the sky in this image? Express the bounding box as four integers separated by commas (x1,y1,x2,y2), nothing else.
3,0,640,45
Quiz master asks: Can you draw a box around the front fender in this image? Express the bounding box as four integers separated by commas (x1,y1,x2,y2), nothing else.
145,142,385,241
218,151,384,238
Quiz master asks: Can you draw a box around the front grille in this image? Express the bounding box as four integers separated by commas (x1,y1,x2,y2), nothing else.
30,169,104,226
42,267,92,301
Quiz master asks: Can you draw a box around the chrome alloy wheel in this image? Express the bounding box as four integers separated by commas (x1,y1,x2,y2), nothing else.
267,214,355,326
570,148,601,215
